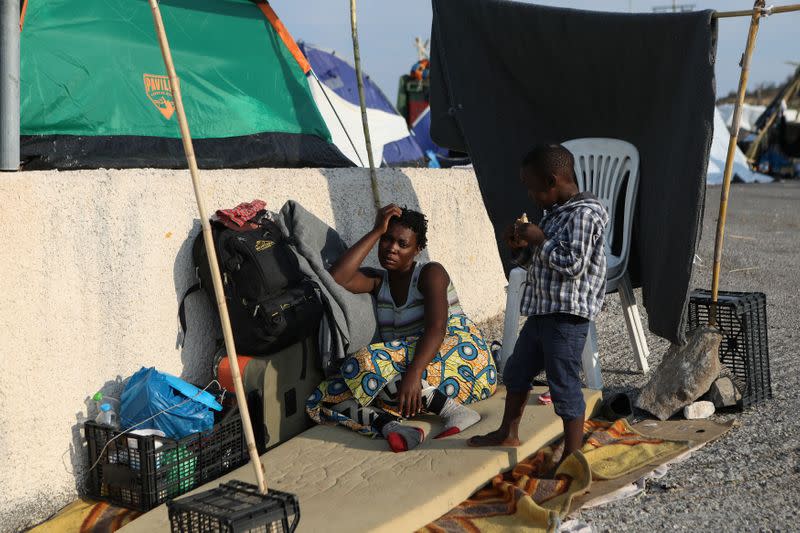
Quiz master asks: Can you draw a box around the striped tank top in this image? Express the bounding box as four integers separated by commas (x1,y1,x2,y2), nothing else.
376,262,463,342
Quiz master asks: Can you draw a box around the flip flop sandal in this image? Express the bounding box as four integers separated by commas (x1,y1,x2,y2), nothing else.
538,390,552,405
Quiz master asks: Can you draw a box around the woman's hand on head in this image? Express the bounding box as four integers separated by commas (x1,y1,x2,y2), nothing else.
374,204,403,235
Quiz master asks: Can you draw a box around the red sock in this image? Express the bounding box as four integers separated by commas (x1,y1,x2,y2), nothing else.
386,427,425,453
434,427,462,439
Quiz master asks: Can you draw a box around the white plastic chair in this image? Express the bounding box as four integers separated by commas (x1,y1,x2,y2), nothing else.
499,138,650,390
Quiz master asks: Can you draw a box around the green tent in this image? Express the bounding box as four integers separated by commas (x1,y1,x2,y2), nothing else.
20,0,352,169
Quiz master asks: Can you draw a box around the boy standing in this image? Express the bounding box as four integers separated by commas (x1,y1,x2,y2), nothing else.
469,144,609,462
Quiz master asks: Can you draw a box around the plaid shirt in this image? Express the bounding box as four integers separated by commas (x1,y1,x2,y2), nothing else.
520,192,609,320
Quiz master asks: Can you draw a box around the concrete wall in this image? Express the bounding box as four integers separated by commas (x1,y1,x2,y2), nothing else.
0,167,506,531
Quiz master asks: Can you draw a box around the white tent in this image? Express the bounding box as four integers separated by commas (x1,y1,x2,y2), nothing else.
308,79,412,167
707,107,772,185
717,102,767,132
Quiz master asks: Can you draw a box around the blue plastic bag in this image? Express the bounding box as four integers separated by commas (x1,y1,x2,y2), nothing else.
120,367,215,439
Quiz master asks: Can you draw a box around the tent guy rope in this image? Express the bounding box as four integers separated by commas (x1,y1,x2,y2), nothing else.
146,0,268,494
311,70,366,167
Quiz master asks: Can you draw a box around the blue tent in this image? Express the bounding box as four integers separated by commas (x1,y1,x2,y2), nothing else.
410,106,436,155
299,42,425,167
412,107,471,168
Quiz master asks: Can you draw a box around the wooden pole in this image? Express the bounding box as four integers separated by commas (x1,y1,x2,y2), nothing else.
349,0,381,210
147,0,268,494
710,0,765,326
745,75,800,162
745,109,779,162
714,3,800,18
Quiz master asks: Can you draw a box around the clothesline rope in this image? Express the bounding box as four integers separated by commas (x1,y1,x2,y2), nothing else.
713,3,800,18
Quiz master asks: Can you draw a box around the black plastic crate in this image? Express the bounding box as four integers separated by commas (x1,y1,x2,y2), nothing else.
167,480,300,533
85,410,247,511
686,290,772,408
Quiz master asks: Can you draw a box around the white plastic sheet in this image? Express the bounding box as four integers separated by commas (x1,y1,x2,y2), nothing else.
707,107,772,185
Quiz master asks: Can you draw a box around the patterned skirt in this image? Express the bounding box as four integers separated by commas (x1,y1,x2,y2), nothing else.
306,314,498,436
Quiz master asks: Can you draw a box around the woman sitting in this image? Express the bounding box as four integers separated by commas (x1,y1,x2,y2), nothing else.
306,204,497,452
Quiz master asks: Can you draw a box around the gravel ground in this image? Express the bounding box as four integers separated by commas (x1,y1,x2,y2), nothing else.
477,181,800,532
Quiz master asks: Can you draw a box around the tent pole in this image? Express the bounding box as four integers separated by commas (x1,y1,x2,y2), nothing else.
146,0,268,494
710,0,765,326
0,0,20,171
349,0,381,209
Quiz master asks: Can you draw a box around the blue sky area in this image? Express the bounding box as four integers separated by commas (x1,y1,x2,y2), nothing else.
272,0,800,105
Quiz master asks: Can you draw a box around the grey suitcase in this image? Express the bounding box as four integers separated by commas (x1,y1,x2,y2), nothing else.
215,333,322,451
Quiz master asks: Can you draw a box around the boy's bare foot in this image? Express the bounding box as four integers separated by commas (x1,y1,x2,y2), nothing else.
467,429,521,447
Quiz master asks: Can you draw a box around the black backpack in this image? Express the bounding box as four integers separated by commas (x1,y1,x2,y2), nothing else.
179,217,324,356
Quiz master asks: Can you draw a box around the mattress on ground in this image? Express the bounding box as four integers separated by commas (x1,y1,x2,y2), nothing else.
121,386,602,533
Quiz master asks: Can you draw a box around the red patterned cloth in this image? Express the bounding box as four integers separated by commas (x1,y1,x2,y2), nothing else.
420,419,689,533
216,199,266,227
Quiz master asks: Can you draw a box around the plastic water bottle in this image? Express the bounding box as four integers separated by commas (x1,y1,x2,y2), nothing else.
92,392,119,428
95,402,119,428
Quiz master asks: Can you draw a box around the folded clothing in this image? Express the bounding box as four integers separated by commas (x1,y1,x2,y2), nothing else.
216,199,266,227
